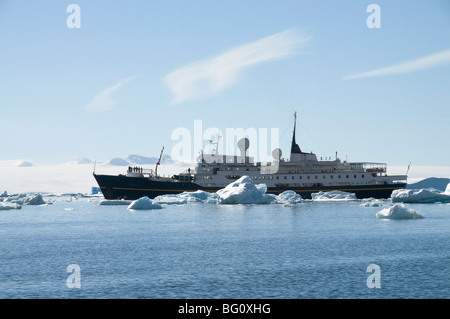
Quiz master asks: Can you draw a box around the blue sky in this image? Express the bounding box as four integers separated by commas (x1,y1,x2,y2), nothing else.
0,0,449,167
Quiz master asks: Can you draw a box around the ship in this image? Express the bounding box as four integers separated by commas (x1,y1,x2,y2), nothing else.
93,113,407,200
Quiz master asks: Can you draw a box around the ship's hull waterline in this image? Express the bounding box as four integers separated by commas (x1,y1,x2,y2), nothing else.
94,173,406,200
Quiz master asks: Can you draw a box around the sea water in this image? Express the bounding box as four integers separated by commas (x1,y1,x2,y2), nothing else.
0,197,449,299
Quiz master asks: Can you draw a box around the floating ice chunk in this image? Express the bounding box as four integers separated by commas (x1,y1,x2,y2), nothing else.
179,190,210,202
276,190,304,205
154,190,217,205
376,203,424,219
0,202,22,210
99,199,132,205
216,176,276,204
445,183,450,194
128,196,162,210
391,188,450,204
204,196,219,204
311,191,357,201
4,193,46,205
256,183,268,195
154,194,188,205
360,199,385,207
24,194,46,205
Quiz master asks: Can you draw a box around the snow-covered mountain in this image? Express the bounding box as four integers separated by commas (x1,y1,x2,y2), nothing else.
0,154,185,194
406,177,450,192
105,154,173,166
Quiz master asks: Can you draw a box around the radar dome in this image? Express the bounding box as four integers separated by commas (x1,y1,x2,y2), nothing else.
272,148,282,160
237,137,250,150
237,138,250,157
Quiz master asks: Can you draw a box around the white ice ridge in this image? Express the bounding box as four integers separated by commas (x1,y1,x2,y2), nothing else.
376,203,424,220
154,177,306,205
391,184,450,204
127,196,162,210
445,183,450,194
311,191,357,201
216,176,276,205
1,193,46,206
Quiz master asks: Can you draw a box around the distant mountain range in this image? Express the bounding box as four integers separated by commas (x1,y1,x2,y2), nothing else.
407,177,450,192
4,154,174,167
105,154,173,166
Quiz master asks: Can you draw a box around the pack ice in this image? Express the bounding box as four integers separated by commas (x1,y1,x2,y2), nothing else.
391,183,450,203
376,203,424,220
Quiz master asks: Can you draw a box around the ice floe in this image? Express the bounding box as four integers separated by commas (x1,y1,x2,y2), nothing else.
154,190,216,205
216,176,276,205
0,202,22,210
391,186,450,204
275,190,304,205
153,194,188,205
127,196,162,210
311,191,357,201
359,199,386,207
376,203,424,220
99,199,132,205
2,193,46,206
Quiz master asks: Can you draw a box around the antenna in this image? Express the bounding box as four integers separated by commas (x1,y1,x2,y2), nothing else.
208,132,221,155
406,162,411,181
155,146,164,177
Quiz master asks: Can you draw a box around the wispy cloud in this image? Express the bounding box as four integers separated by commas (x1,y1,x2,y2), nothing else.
164,29,312,105
342,48,450,81
84,76,137,112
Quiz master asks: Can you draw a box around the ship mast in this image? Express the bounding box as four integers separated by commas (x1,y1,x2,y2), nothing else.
291,111,302,155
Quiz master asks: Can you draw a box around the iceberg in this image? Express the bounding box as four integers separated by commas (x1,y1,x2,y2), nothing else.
3,193,46,206
127,196,162,210
154,190,215,205
179,190,211,202
0,202,22,210
391,188,450,204
216,176,276,204
153,194,188,205
445,183,450,194
376,203,424,220
276,190,304,205
359,199,385,207
311,191,357,201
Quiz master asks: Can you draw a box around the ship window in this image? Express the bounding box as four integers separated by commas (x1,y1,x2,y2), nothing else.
299,176,302,180
284,176,287,180
354,175,357,178
362,174,365,178
346,175,349,178
292,176,295,180
330,175,333,179
276,176,279,180
338,175,341,179
315,176,318,179
307,176,310,179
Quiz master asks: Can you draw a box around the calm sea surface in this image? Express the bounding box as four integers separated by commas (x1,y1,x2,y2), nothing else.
1,196,449,299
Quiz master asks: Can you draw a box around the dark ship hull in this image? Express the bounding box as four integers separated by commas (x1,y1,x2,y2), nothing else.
93,173,406,200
